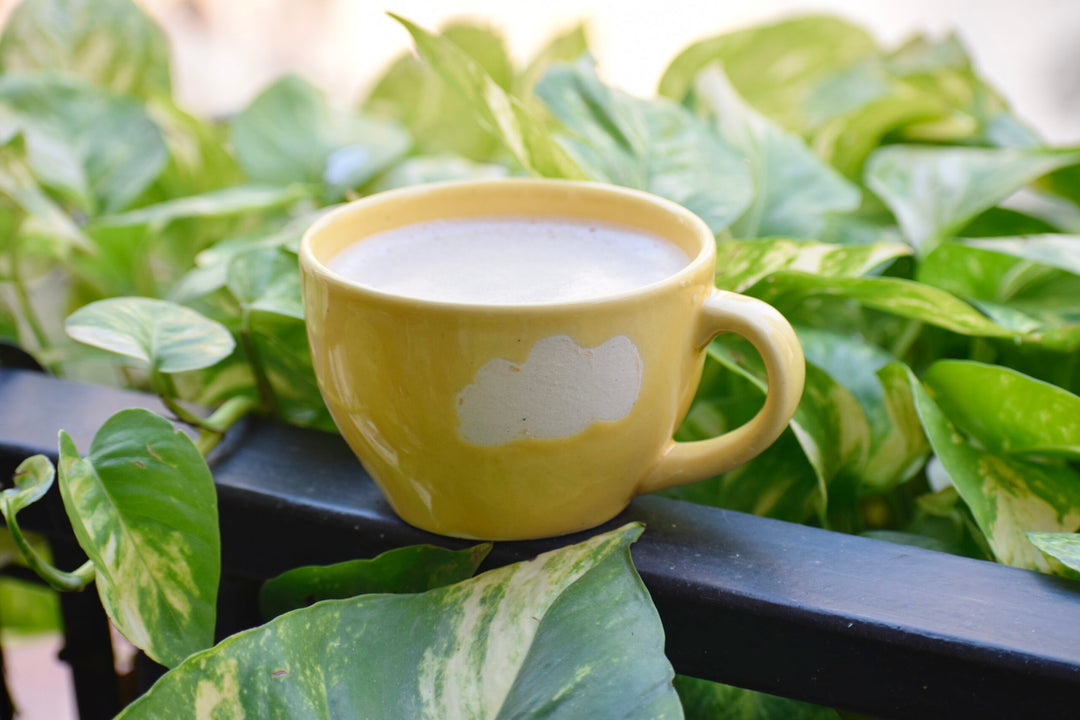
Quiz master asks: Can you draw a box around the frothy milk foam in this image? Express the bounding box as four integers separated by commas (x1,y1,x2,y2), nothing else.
326,216,691,304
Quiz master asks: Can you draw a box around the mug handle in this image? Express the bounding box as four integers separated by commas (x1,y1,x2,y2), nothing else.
638,289,805,494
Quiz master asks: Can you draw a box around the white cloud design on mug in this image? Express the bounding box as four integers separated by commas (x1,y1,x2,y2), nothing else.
456,334,643,446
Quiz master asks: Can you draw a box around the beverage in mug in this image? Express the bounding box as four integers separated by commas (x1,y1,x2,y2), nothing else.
325,216,691,305
300,180,804,540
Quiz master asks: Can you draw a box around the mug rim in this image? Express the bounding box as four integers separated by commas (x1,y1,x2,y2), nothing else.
299,178,716,315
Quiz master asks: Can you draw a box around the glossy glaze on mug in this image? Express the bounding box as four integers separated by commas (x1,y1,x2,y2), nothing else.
300,180,804,539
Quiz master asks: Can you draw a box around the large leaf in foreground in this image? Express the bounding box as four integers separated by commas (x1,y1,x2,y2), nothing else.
392,14,586,179
909,372,1080,572
0,75,168,214
536,58,752,233
864,146,1079,255
65,297,235,373
0,0,172,98
118,524,682,719
57,409,220,667
230,76,409,197
259,543,490,619
694,65,861,239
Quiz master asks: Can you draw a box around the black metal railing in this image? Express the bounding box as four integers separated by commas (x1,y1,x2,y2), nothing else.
1,365,1078,719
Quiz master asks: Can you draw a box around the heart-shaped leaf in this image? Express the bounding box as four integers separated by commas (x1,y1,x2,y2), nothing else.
230,75,409,198
693,64,861,239
865,146,1080,255
658,15,878,134
536,57,753,233
57,409,220,667
909,371,1080,572
0,0,172,98
226,247,303,320
259,543,491,620
117,523,682,719
65,297,235,373
0,74,168,215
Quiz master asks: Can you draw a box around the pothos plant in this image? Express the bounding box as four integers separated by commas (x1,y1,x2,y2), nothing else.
0,0,1079,717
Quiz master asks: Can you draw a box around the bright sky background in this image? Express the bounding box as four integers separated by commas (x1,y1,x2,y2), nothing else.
114,0,1080,145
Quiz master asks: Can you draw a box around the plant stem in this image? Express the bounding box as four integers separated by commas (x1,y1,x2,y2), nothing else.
2,499,94,592
152,368,211,429
195,395,259,456
240,309,276,415
889,319,924,361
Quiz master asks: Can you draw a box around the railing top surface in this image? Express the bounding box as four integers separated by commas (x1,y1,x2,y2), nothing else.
2,367,1078,718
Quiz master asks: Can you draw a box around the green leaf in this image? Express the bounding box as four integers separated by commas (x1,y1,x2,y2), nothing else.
0,454,53,514
230,75,410,197
714,238,910,292
923,360,1080,460
961,236,1080,277
675,675,840,720
751,272,1013,338
0,0,171,98
247,310,333,431
798,329,929,491
259,543,491,619
391,14,586,179
57,409,220,667
226,247,303,319
145,97,244,197
709,338,870,508
1026,532,1080,576
94,185,307,230
0,75,168,214
517,23,589,97
372,154,508,193
693,65,861,239
365,22,513,161
117,523,682,719
536,57,752,233
65,297,235,372
658,15,879,133
909,371,1080,572
0,133,91,265
864,146,1080,255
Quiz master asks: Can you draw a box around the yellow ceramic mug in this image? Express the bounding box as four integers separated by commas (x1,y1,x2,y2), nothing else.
300,179,804,540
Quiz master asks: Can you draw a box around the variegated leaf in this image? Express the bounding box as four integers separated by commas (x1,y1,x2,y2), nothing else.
909,371,1080,572
57,409,220,667
714,239,910,293
65,297,235,373
117,523,682,719
1027,532,1080,577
